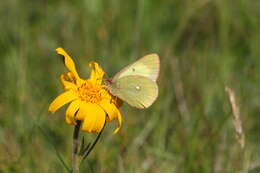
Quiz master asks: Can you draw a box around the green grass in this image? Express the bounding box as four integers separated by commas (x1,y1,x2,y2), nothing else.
1,0,260,172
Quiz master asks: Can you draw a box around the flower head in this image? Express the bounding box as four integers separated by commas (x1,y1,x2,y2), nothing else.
48,48,122,133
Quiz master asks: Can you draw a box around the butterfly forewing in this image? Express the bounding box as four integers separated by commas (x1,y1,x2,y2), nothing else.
112,54,160,82
108,75,158,109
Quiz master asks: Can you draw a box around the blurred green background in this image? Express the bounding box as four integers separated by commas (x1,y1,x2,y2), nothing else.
1,0,260,172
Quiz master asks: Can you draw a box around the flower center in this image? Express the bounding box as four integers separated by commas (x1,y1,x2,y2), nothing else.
77,81,102,103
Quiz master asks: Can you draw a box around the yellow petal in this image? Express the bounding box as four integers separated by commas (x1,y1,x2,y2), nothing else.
56,48,83,84
65,100,81,125
76,102,106,133
89,61,104,85
75,102,92,120
99,99,122,133
60,73,77,90
113,109,122,134
48,90,78,113
99,99,119,122
99,88,123,108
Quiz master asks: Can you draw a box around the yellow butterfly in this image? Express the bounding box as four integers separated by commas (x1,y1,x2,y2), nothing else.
105,54,160,109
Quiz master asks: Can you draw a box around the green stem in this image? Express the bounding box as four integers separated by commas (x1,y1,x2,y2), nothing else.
72,121,82,173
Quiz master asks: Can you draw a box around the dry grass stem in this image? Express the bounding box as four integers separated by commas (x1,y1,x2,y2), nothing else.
225,86,245,149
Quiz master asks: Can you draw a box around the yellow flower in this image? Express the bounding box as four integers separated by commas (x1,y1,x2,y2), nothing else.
48,48,122,133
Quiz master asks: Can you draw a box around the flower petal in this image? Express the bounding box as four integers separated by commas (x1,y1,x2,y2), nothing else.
48,90,78,113
56,48,84,84
99,99,119,122
65,100,81,125
76,102,106,133
60,73,77,90
99,99,122,133
89,61,104,85
113,109,122,134
99,88,123,107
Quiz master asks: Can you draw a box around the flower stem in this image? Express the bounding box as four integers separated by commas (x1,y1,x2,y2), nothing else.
72,120,82,173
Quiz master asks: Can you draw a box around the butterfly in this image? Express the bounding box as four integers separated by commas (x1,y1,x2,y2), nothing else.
104,54,160,109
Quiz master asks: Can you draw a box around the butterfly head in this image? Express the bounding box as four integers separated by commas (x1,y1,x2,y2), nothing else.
103,78,113,86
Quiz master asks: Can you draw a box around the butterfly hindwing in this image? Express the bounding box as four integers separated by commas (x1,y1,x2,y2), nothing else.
108,75,158,109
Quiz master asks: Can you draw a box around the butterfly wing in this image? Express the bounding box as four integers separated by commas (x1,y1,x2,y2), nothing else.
112,54,160,82
107,75,158,109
